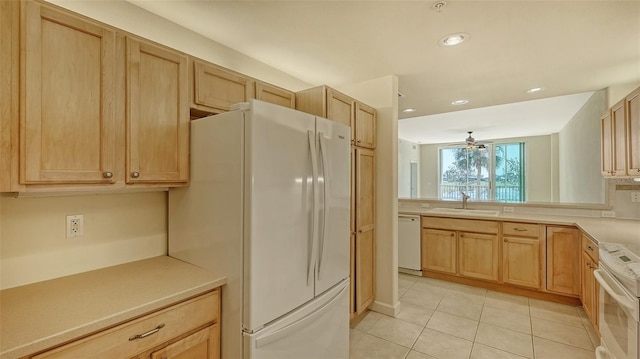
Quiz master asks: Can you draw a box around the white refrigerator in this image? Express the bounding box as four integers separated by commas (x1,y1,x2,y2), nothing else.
168,100,351,359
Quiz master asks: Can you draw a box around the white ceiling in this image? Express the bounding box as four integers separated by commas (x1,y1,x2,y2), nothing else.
398,91,594,144
127,0,640,139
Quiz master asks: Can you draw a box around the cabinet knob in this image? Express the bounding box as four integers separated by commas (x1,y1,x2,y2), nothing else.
587,245,593,251
130,171,140,178
102,171,113,179
357,140,362,143
503,238,508,242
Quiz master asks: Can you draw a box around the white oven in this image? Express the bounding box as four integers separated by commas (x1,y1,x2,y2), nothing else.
596,243,640,359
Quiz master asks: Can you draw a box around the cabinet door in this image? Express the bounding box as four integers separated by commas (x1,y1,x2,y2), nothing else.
150,324,219,359
326,88,354,131
421,228,457,274
459,232,499,281
601,111,613,176
192,60,252,113
255,81,295,109
21,1,116,184
611,100,627,176
581,251,597,327
354,147,375,315
627,88,640,175
546,227,580,296
127,38,189,184
502,236,540,289
355,102,376,149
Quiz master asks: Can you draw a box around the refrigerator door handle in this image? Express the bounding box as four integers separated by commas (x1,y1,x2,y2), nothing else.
307,130,319,286
317,132,329,279
254,281,348,348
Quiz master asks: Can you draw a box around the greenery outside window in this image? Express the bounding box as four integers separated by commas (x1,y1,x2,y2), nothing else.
439,143,525,202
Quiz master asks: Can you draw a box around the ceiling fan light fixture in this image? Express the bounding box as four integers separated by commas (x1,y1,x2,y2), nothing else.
439,33,469,47
452,99,469,106
526,87,544,94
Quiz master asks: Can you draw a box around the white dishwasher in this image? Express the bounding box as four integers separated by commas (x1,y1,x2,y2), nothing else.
398,214,422,275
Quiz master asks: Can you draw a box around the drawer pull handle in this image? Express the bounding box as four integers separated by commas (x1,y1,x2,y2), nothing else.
587,245,593,250
514,228,527,232
129,324,165,341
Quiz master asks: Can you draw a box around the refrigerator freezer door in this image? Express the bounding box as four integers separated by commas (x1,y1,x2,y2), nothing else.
315,117,351,295
244,100,318,331
244,279,349,359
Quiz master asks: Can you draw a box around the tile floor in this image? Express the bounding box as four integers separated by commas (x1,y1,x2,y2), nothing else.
349,273,599,359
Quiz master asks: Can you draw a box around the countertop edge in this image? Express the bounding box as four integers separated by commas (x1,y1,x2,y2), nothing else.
400,210,640,245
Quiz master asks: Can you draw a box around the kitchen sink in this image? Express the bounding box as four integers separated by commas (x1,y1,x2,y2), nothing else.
427,208,500,217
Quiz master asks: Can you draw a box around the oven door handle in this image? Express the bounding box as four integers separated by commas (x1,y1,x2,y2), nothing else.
594,268,639,320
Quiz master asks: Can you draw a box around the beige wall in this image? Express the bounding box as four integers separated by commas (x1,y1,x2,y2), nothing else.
0,192,167,289
608,81,640,108
418,135,557,202
398,139,420,198
558,90,606,204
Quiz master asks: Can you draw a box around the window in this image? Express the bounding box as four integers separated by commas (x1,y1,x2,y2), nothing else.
439,143,525,202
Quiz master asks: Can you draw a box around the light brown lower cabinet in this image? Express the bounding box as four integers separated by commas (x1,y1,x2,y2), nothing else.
501,221,542,290
502,236,541,289
149,324,219,359
581,235,599,330
27,290,220,359
546,226,580,296
422,228,457,274
458,232,499,281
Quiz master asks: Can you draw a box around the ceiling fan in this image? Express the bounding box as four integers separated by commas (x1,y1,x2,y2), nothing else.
464,131,490,150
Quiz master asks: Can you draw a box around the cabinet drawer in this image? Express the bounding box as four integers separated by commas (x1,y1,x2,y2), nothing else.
33,290,219,359
422,216,498,234
582,235,599,262
502,222,540,237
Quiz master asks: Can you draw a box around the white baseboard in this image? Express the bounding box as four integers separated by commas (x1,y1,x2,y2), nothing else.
369,300,401,317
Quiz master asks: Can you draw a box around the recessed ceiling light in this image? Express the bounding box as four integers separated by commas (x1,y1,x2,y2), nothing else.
451,99,469,106
526,87,544,94
402,108,417,113
439,33,469,47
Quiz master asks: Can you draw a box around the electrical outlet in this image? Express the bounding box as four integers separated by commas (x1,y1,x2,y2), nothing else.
632,192,640,203
420,203,431,208
601,211,616,218
66,215,84,238
503,206,514,213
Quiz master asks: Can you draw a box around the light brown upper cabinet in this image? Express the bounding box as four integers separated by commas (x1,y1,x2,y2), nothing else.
296,85,376,149
255,81,295,109
354,102,376,149
627,88,640,175
126,37,189,184
326,88,355,129
546,226,580,296
0,0,19,192
601,111,613,176
20,1,117,184
611,99,627,176
190,60,254,116
601,86,640,178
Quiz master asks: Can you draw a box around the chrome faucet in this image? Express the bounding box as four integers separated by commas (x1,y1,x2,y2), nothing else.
461,191,471,209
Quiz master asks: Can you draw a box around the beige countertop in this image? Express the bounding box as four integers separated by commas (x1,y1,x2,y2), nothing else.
0,256,226,359
400,209,640,245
